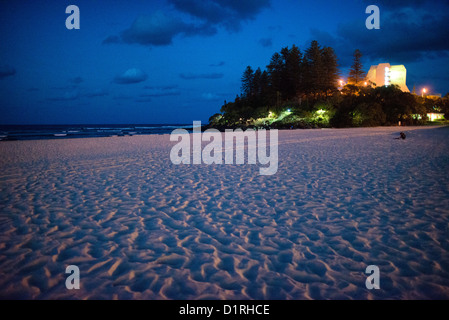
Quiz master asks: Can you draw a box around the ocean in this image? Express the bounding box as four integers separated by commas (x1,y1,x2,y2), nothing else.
0,124,194,141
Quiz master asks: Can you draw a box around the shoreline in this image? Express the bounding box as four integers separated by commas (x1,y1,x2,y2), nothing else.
199,123,448,132
1,122,447,142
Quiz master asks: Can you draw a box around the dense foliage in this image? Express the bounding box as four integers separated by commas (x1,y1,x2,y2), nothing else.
209,42,448,129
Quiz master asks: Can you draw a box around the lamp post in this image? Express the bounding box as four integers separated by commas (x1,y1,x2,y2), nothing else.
422,88,427,98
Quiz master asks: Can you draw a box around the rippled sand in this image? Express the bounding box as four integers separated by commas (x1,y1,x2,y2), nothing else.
1,126,448,299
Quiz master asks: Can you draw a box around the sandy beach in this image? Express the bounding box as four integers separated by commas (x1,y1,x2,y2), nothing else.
0,126,448,299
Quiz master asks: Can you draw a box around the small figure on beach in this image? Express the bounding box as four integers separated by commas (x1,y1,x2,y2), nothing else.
395,132,406,140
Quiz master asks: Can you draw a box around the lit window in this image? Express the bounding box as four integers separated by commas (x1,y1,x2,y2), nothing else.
385,67,390,86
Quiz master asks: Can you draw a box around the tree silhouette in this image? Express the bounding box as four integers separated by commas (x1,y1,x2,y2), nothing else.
321,46,339,95
303,40,324,95
348,49,366,85
241,66,254,97
267,52,284,99
281,45,303,100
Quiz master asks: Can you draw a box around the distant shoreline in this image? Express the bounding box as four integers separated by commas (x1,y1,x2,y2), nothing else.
1,122,447,141
199,122,448,133
0,124,191,141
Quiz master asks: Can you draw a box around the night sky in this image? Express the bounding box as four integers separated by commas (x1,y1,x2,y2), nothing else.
1,0,448,124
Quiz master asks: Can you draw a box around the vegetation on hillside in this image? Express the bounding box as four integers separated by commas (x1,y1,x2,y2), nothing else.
209,42,449,129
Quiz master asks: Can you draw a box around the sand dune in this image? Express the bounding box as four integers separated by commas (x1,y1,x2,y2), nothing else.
1,126,449,299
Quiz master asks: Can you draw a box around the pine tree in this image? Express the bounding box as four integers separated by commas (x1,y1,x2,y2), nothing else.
303,40,324,95
252,67,262,97
259,70,270,104
267,52,284,97
282,45,303,100
348,49,366,85
241,66,254,97
321,46,339,94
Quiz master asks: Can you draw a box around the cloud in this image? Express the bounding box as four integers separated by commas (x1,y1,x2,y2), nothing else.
135,97,153,103
102,35,121,44
362,0,440,9
104,11,215,47
47,90,80,101
311,4,449,66
144,85,178,90
259,37,272,48
104,1,270,47
202,92,223,101
114,68,148,84
113,94,133,100
168,0,271,31
121,11,189,46
70,76,84,84
268,25,282,32
209,61,225,67
141,85,180,97
85,89,108,97
0,65,16,79
179,72,223,80
140,92,180,98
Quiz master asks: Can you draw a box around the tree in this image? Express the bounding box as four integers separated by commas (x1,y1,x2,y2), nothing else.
348,49,366,85
442,94,449,120
370,85,418,124
252,68,262,96
303,40,324,95
321,47,339,95
353,102,386,126
258,70,270,106
267,52,284,97
282,45,303,100
241,66,254,97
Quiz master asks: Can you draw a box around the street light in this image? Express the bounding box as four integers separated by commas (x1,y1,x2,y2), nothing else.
422,88,427,98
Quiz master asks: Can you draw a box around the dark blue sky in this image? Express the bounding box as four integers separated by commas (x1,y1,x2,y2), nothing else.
1,0,448,124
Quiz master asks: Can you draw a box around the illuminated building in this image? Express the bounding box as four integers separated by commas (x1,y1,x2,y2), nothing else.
366,63,410,92
427,113,445,121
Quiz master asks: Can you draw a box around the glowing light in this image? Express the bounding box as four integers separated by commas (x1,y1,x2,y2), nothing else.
428,113,444,121
364,82,367,86
422,88,427,97
268,111,273,117
385,67,391,86
316,109,325,115
287,109,291,113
